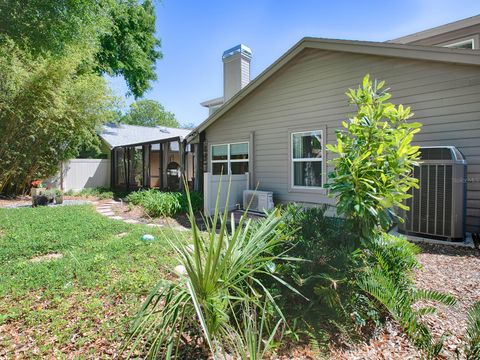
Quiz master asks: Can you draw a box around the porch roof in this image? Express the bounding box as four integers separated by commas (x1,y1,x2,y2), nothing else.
100,123,191,149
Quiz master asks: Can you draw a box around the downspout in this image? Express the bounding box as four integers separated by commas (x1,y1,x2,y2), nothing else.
110,149,115,189
198,131,206,193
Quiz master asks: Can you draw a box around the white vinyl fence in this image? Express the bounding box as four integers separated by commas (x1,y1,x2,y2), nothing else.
203,172,249,215
57,159,111,191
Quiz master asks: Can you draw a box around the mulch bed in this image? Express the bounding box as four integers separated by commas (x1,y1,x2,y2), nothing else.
110,202,190,229
331,243,480,359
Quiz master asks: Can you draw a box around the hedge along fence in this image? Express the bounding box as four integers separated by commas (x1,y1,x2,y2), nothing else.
126,189,203,217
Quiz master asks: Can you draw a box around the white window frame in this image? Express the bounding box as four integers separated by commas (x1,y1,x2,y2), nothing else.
291,130,324,189
211,141,249,175
444,38,475,49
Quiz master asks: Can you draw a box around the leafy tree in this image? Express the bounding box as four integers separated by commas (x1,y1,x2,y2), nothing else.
181,122,197,130
0,40,115,194
96,0,161,97
121,99,179,128
326,75,421,239
0,0,161,98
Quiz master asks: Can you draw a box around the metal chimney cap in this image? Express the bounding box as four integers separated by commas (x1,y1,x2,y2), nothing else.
222,44,252,60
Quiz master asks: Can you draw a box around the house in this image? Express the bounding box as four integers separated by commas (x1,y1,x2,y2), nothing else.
187,15,480,235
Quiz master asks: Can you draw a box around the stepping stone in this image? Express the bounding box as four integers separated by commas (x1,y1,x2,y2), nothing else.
124,219,140,224
116,232,128,238
110,216,123,220
96,206,112,210
146,223,163,227
173,226,189,232
100,211,115,216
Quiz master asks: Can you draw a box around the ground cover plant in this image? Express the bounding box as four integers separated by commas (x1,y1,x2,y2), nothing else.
0,204,177,358
126,188,203,217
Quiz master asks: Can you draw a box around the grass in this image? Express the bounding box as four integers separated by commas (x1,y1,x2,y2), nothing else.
64,187,129,200
0,205,178,358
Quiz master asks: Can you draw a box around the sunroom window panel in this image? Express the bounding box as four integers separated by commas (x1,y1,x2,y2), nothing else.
212,145,228,160
231,161,249,174
293,161,322,187
230,143,249,160
212,162,228,175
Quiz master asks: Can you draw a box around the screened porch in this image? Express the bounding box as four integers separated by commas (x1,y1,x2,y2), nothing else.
111,138,196,191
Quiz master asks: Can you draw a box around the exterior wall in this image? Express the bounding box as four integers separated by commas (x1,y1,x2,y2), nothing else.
61,159,111,191
203,48,480,232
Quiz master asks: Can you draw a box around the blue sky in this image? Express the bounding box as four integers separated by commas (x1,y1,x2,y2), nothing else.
108,0,480,126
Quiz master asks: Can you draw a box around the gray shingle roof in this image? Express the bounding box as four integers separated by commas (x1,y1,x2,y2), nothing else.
100,123,191,149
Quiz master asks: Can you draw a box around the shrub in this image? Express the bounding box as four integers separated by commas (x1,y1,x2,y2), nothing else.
125,183,299,358
125,189,203,217
275,204,376,341
326,74,421,239
142,192,183,217
64,187,114,200
324,75,455,357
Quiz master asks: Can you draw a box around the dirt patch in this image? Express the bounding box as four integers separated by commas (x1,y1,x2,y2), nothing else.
331,243,480,359
29,253,63,263
0,196,31,208
110,202,190,229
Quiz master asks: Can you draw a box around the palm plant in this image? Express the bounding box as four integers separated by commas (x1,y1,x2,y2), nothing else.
465,301,480,359
125,178,301,358
358,234,456,358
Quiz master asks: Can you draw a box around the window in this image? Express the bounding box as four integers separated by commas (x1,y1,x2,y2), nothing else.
211,142,249,175
444,38,474,49
291,130,323,188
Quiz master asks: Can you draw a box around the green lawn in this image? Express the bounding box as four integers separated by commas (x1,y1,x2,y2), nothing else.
0,205,178,358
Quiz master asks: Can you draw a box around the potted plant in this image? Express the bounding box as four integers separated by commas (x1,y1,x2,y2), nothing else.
54,189,63,204
32,194,49,207
43,189,56,204
30,180,45,196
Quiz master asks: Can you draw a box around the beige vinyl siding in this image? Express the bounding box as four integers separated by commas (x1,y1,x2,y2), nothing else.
204,48,480,232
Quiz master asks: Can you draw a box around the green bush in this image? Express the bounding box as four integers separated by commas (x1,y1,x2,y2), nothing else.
323,75,455,357
64,187,114,200
125,189,203,217
276,204,375,338
326,74,421,239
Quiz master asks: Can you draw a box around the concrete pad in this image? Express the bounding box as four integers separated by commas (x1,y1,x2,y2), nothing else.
124,219,140,224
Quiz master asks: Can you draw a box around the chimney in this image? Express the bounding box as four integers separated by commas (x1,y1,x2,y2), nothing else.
222,44,252,102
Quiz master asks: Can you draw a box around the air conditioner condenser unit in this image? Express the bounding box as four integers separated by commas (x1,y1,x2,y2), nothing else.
243,190,274,213
398,146,467,241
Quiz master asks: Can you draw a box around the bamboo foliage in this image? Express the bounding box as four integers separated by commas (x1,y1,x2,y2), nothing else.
0,38,115,194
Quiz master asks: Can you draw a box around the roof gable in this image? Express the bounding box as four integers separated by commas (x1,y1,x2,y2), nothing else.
187,37,480,141
100,123,191,149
